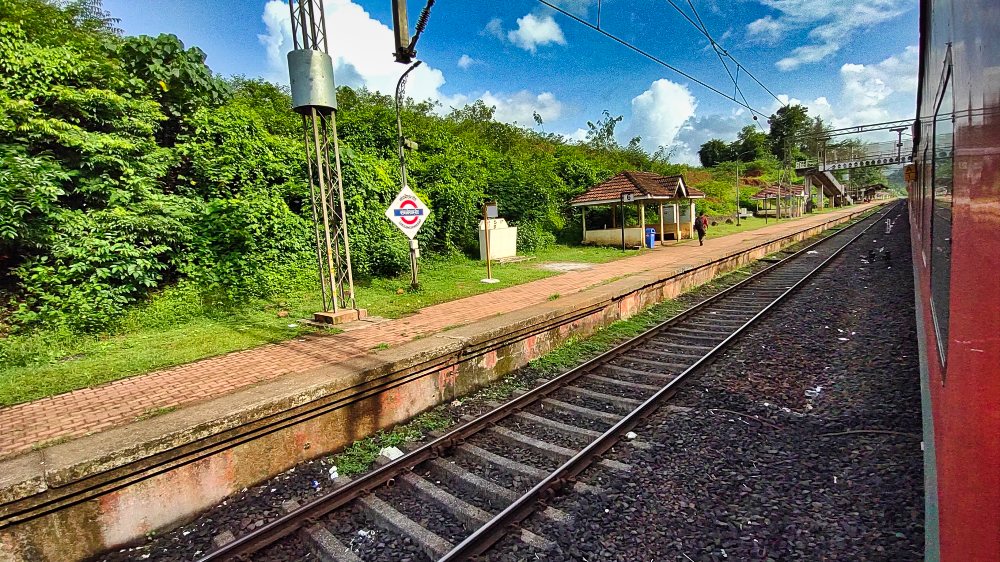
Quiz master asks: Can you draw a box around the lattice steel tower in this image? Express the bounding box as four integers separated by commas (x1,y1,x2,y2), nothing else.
287,0,357,316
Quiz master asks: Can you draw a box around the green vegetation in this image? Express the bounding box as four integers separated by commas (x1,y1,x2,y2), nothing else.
0,0,682,337
331,406,453,475
0,0,858,406
0,244,630,407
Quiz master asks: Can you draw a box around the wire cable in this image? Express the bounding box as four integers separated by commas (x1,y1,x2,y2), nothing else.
663,0,786,108
680,0,770,132
537,0,771,118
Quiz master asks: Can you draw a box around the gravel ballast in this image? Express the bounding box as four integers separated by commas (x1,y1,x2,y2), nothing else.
499,205,924,561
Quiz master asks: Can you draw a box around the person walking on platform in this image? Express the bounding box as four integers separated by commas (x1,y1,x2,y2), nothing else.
695,211,708,246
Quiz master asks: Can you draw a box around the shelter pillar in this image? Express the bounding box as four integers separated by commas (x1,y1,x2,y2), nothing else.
638,203,645,237
658,204,665,246
581,207,587,243
672,204,681,240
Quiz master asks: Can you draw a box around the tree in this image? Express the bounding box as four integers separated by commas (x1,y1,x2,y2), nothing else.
117,34,231,145
767,104,811,163
734,125,770,161
698,139,729,167
586,110,623,151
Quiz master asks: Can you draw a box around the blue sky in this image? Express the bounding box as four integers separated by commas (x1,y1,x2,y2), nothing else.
103,0,919,164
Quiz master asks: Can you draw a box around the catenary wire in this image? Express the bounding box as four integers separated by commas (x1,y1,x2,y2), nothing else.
680,0,770,132
537,0,771,118
662,0,787,108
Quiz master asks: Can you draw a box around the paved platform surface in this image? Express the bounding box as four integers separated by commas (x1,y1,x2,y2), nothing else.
0,206,878,459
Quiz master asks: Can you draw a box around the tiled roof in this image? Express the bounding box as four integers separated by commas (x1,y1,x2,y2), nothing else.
750,184,806,199
570,171,703,205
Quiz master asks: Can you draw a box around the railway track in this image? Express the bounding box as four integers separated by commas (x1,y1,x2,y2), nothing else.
198,203,896,562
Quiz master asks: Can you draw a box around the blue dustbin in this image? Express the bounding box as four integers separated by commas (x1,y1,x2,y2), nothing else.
645,228,657,249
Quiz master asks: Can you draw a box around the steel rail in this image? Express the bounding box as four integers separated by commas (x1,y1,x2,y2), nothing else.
196,203,891,561
462,205,898,555
441,202,897,560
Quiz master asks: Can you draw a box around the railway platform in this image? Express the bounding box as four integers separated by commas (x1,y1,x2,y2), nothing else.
0,202,883,562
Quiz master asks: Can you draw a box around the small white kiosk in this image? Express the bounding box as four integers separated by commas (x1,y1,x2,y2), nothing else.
570,171,706,247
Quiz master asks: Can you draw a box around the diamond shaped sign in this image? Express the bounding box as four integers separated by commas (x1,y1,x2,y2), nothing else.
385,185,430,239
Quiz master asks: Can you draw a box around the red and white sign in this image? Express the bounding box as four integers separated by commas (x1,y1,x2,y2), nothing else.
385,185,430,239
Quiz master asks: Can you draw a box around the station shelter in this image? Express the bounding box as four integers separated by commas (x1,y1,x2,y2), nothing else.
570,171,706,247
751,183,807,218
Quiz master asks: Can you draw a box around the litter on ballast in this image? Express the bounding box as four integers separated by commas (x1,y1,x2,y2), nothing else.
805,386,823,398
379,446,405,460
625,431,638,440
838,337,850,341
328,465,339,480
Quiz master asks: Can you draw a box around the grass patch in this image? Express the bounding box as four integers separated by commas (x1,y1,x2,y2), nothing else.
134,405,179,421
331,406,453,475
0,245,642,407
0,210,854,409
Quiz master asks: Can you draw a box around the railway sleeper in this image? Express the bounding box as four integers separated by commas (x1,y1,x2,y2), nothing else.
514,409,603,440
540,397,624,424
646,340,715,353
453,443,604,495
633,347,703,362
599,363,679,382
609,355,688,373
398,472,556,551
359,494,454,560
303,524,364,562
582,373,662,393
668,326,734,338
423,458,574,525
487,426,631,473
559,384,644,409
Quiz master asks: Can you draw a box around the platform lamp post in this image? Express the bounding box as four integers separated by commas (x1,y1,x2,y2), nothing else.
396,60,422,289
288,0,362,324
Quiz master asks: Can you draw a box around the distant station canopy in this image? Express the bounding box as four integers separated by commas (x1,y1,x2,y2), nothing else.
571,171,705,246
750,183,807,218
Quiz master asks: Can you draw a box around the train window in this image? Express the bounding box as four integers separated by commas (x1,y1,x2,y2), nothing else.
930,71,953,368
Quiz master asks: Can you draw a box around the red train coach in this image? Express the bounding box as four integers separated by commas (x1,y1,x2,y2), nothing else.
909,0,1000,559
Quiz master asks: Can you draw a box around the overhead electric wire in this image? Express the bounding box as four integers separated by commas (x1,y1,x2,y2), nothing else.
537,0,771,119
662,0,786,108
678,0,769,132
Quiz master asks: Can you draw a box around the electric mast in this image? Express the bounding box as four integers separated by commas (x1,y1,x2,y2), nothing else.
287,0,359,319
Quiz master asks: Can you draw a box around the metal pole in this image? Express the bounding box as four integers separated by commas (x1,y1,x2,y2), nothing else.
735,160,741,226
483,205,493,280
396,61,422,290
620,194,626,251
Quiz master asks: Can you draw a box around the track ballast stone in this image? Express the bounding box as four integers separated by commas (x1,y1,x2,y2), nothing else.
498,207,923,561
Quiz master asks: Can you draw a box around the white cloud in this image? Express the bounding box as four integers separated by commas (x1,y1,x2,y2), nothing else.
623,79,698,154
746,0,912,70
484,17,504,40
671,112,750,166
457,54,480,69
480,90,563,125
837,45,918,124
765,46,917,140
746,16,785,46
562,128,589,142
506,14,567,53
